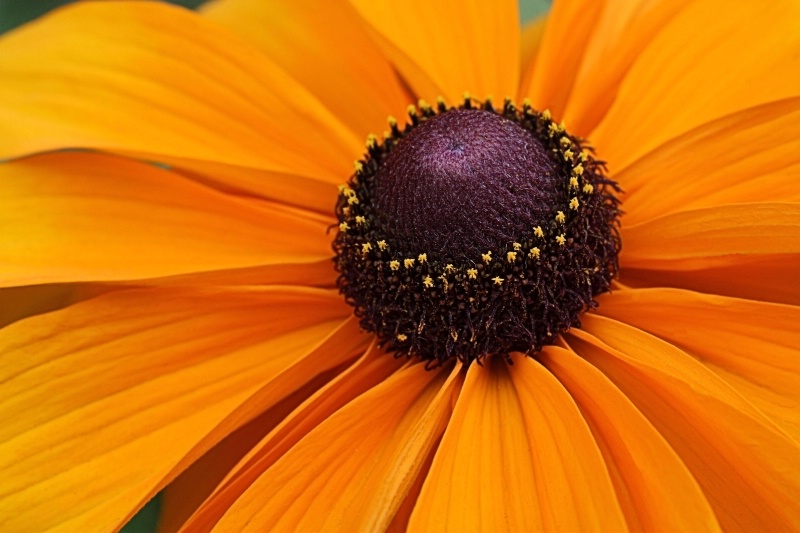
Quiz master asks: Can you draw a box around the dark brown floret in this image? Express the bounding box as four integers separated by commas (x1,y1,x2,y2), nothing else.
333,97,621,366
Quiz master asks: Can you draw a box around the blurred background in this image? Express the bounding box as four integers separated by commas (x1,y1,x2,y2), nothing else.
0,0,550,530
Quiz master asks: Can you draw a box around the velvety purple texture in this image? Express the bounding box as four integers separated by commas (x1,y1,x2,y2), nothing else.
373,109,559,262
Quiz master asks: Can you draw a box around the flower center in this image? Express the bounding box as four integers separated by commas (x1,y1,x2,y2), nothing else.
333,97,621,366
373,108,559,263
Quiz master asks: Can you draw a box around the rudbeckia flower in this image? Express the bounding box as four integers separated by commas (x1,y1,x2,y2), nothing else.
1,0,799,531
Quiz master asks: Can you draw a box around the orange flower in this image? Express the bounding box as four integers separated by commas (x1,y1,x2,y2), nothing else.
1,0,799,531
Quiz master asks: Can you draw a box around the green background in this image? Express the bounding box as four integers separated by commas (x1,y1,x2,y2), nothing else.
0,0,549,530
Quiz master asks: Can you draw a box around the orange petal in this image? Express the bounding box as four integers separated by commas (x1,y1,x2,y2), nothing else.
591,0,800,173
618,98,800,225
182,342,404,531
558,0,693,135
518,14,547,96
570,315,800,531
146,154,341,215
622,203,800,266
348,0,520,104
0,2,360,178
541,345,720,532
0,285,353,531
158,367,341,533
409,355,626,532
0,152,333,286
595,288,800,443
623,254,800,307
521,0,606,121
0,283,111,328
210,361,460,531
201,0,409,137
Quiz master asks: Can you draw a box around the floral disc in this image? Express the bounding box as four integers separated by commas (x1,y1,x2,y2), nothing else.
333,97,621,365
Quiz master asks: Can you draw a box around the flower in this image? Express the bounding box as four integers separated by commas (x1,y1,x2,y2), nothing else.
0,0,799,531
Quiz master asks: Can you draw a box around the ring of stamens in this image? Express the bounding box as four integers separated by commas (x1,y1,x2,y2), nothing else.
333,95,621,366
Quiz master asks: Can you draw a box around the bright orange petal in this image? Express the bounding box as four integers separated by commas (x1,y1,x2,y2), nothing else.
521,0,604,120
182,342,404,532
570,315,800,531
595,288,800,443
618,98,800,225
150,155,341,215
409,355,626,531
558,0,693,135
348,0,520,104
591,0,800,173
622,203,800,267
0,1,360,178
623,254,800,307
0,152,332,287
0,286,352,531
210,361,460,531
541,345,720,532
0,283,111,328
518,14,547,95
201,0,409,137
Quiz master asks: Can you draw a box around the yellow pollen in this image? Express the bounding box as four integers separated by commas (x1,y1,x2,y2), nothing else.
556,211,566,223
342,206,350,216
583,184,594,194
417,253,427,264
493,276,504,286
556,234,566,246
467,268,478,280
580,150,589,162
337,184,348,193
418,99,431,111
482,251,492,263
563,149,574,160
445,264,456,273
353,161,363,173
513,242,522,251
560,137,571,148
407,104,417,116
339,222,349,232
570,197,579,210
389,260,400,270
347,195,359,205
436,96,446,107
523,97,532,108
377,240,388,251
423,276,434,288
366,133,378,147
507,251,517,262
573,164,585,175
355,215,366,225
529,247,540,259
361,243,372,254
404,258,415,269
387,116,397,127
396,333,407,342
542,109,551,120
569,177,579,189
534,226,544,238
463,91,472,102
548,122,561,135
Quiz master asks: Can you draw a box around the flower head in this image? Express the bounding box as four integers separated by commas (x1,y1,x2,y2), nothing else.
0,0,799,531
